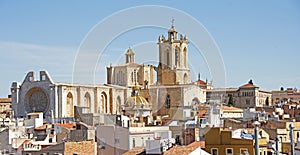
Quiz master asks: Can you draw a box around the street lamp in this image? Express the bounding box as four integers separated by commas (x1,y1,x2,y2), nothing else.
290,123,295,155
253,121,261,155
275,137,279,155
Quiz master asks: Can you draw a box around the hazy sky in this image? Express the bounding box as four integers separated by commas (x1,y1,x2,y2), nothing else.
0,1,300,97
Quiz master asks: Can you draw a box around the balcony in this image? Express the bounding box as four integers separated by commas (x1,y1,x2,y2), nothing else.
23,143,42,151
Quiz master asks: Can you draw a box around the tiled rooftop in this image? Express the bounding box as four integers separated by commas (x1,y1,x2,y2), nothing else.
0,98,11,103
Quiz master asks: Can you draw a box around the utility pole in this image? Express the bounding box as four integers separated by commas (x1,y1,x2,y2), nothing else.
253,121,261,155
275,137,279,155
290,123,295,155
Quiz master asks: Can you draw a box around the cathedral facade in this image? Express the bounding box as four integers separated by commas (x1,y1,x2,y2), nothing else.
11,71,130,119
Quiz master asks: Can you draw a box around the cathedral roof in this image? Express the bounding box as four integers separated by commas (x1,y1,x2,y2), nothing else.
240,80,258,88
124,85,151,111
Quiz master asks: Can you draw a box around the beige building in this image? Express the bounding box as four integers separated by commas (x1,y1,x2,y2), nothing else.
272,87,300,104
205,127,268,155
139,84,206,122
107,48,155,88
0,97,11,122
21,140,96,155
207,80,272,108
0,97,11,114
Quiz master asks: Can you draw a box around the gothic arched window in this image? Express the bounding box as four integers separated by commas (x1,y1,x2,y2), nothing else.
165,94,171,109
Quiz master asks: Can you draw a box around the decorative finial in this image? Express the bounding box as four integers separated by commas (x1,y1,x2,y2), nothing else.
171,17,175,28
198,73,200,80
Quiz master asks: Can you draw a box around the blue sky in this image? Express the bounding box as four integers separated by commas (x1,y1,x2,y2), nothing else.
0,1,300,97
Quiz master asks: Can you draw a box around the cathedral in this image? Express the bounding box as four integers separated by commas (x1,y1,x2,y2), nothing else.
11,71,130,119
11,23,209,124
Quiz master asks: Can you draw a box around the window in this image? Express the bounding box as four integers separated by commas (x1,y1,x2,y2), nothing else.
240,148,248,155
41,75,46,80
191,112,194,117
246,99,250,105
166,52,170,67
100,138,105,149
211,148,218,155
226,148,233,155
134,70,137,83
175,135,180,145
115,138,120,144
175,48,179,67
165,94,171,109
132,138,136,147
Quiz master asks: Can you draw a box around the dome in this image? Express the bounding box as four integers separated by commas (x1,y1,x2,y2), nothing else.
124,95,151,110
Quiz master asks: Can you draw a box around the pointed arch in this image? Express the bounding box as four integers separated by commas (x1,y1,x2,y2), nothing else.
192,97,200,105
184,73,188,84
66,92,74,117
94,90,99,113
166,51,170,68
116,96,122,114
175,46,180,67
183,47,187,68
101,92,108,113
84,92,91,112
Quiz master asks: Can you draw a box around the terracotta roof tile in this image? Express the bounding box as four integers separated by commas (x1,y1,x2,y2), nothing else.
35,125,46,130
222,106,243,112
196,79,206,85
240,83,257,88
188,141,205,148
0,98,11,103
163,146,199,155
18,140,31,149
122,146,145,155
56,123,75,129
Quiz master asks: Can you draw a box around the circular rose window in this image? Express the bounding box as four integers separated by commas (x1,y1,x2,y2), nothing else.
25,87,49,113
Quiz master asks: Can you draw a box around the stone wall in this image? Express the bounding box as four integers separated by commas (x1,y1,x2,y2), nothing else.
64,141,96,155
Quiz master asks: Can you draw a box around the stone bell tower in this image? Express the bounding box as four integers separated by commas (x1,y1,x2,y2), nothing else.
156,19,190,85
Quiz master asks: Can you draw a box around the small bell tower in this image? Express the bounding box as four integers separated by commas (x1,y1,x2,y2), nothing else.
125,48,135,63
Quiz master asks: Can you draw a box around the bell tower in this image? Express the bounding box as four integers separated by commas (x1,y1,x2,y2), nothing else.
125,47,135,63
156,19,190,85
